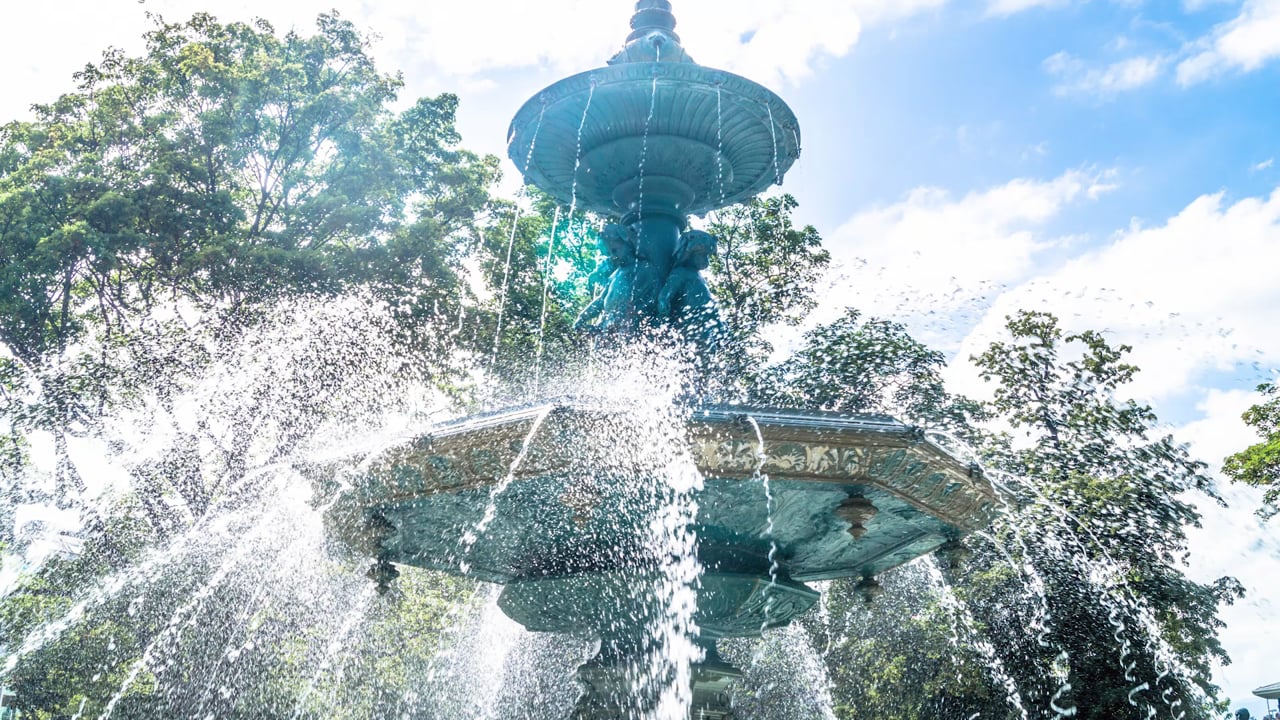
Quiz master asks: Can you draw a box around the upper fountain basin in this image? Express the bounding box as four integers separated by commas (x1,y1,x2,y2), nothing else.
507,62,801,219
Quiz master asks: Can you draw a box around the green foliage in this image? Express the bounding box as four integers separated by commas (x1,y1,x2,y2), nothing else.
757,308,985,437
975,311,1216,560
0,359,28,501
803,312,1239,719
0,11,496,359
472,192,598,389
705,194,829,392
967,310,1239,718
1223,383,1280,517
0,506,157,717
294,570,477,718
0,16,501,712
812,574,1010,720
0,11,500,507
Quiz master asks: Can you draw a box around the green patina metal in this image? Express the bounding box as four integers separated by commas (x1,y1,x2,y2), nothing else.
508,0,797,345
327,3,998,716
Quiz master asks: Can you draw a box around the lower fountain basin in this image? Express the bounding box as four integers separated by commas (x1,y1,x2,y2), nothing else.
324,402,997,636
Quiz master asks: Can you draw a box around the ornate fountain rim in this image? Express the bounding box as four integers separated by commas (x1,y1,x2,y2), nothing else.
347,402,997,534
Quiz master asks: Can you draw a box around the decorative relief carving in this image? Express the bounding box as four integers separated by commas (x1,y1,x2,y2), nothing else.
356,408,998,531
724,582,816,633
689,436,996,529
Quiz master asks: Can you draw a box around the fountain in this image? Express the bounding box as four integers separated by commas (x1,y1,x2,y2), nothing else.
325,2,999,717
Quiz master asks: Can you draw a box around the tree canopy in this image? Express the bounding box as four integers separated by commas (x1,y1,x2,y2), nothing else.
0,13,497,365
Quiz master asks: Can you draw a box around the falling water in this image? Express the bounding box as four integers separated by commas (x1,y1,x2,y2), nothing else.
988,469,1207,718
287,587,376,720
614,349,705,720
492,202,525,367
743,416,781,634
415,586,527,718
723,625,838,720
533,206,563,391
924,557,1032,720
982,476,1079,718
535,80,596,389
715,82,727,206
458,406,554,574
765,103,782,187
636,45,661,220
493,101,547,367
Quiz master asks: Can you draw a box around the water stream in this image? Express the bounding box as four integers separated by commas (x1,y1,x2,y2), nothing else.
458,406,554,575
636,45,661,221
743,415,781,634
715,82,727,206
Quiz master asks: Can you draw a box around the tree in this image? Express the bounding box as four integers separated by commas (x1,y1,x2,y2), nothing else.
756,308,984,437
801,312,1239,719
0,12,499,509
966,311,1240,719
808,570,1011,720
1223,383,1280,518
704,194,830,395
0,14,512,715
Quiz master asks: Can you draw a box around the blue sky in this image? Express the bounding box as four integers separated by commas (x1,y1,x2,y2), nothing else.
3,0,1279,713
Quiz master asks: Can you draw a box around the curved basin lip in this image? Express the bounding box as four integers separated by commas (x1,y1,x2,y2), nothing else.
692,403,906,433
507,61,801,149
413,398,921,442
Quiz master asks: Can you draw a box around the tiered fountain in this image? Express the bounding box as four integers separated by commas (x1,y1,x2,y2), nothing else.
326,3,998,717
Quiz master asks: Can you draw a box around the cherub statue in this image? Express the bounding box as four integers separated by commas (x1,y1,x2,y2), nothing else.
659,229,725,350
574,223,638,332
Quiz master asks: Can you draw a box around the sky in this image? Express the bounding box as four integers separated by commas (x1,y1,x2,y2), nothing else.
3,0,1279,713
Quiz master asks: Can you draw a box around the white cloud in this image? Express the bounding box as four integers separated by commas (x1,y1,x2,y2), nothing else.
1035,1,1280,95
1177,0,1280,85
851,0,951,25
986,0,1071,17
812,169,1115,350
1178,388,1280,713
1181,388,1265,467
1183,0,1238,10
0,0,952,124
1044,51,1165,96
1254,158,1275,172
954,187,1280,404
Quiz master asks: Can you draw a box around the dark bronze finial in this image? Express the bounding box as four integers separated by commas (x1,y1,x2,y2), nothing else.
610,0,692,64
628,0,679,43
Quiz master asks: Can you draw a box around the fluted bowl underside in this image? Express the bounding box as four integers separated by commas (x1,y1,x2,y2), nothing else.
498,571,819,640
507,62,801,218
